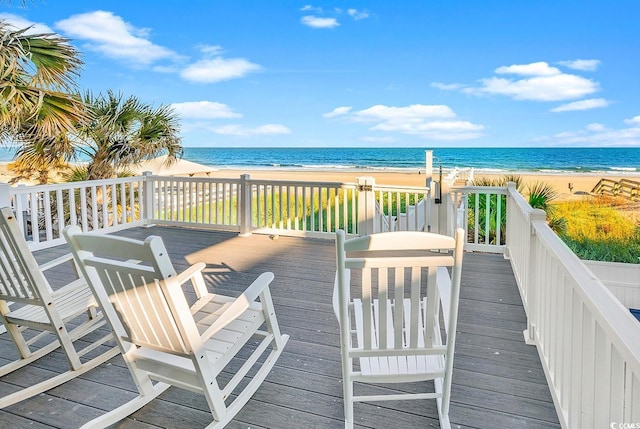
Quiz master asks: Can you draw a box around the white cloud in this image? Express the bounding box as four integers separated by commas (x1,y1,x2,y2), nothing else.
199,44,224,56
300,5,323,13
173,101,289,137
352,104,456,122
550,98,610,112
347,9,369,20
537,116,640,147
180,57,261,83
587,123,606,131
54,12,259,83
370,120,484,141
55,11,176,65
558,59,601,71
465,61,599,101
495,61,561,76
331,104,484,141
211,124,291,136
301,15,339,28
171,101,241,119
0,13,53,34
299,6,369,28
431,82,464,91
323,106,352,118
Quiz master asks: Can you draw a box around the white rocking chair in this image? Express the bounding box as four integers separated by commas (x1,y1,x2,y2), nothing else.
0,207,118,408
63,225,289,428
334,229,464,429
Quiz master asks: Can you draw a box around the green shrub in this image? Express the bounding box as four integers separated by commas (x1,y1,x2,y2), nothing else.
561,236,640,263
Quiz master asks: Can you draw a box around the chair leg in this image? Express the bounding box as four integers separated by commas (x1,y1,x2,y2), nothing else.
201,374,227,423
343,379,354,429
434,377,452,429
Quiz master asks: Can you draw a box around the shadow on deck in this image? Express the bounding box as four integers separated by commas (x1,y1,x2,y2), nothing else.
0,226,560,429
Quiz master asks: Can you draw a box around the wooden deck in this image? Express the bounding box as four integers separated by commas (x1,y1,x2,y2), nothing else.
0,226,561,429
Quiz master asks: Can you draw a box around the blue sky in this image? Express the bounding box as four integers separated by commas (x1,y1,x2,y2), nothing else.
2,1,640,148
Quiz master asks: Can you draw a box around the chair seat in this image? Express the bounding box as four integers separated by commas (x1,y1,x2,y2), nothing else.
192,294,265,364
359,354,444,378
131,292,268,383
6,279,96,326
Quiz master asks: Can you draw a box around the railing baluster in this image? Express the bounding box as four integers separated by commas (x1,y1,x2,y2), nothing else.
55,189,64,236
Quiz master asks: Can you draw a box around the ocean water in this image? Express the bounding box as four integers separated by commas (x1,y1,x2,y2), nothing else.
2,147,639,175
182,147,640,175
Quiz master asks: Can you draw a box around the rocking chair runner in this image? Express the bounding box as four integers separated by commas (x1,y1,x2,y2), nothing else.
63,225,289,428
334,228,465,429
0,207,118,409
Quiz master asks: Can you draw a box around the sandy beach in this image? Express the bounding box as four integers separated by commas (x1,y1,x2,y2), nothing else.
202,168,640,202
2,161,640,203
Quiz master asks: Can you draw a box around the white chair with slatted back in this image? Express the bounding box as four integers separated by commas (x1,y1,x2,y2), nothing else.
334,228,464,429
63,225,289,429
0,207,118,408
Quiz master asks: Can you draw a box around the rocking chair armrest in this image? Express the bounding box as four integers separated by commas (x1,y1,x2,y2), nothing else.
200,272,275,342
175,262,208,298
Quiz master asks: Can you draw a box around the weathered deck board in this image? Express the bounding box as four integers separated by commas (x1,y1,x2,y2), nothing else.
0,226,561,428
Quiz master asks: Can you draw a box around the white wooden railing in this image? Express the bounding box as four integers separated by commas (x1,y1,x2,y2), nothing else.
147,174,242,232
2,173,639,427
449,185,507,253
583,261,640,309
505,182,640,429
244,177,358,237
1,174,431,248
3,177,146,250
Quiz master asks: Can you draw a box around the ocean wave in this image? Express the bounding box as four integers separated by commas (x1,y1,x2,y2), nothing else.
609,167,638,172
295,164,358,169
474,168,508,173
181,147,640,175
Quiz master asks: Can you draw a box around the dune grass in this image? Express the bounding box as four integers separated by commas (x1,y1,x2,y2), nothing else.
553,196,640,263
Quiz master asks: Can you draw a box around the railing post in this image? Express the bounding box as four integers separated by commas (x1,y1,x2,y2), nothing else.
142,171,154,226
437,175,450,235
504,182,517,259
356,176,376,236
239,174,252,236
524,208,548,345
0,183,6,334
425,150,433,188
